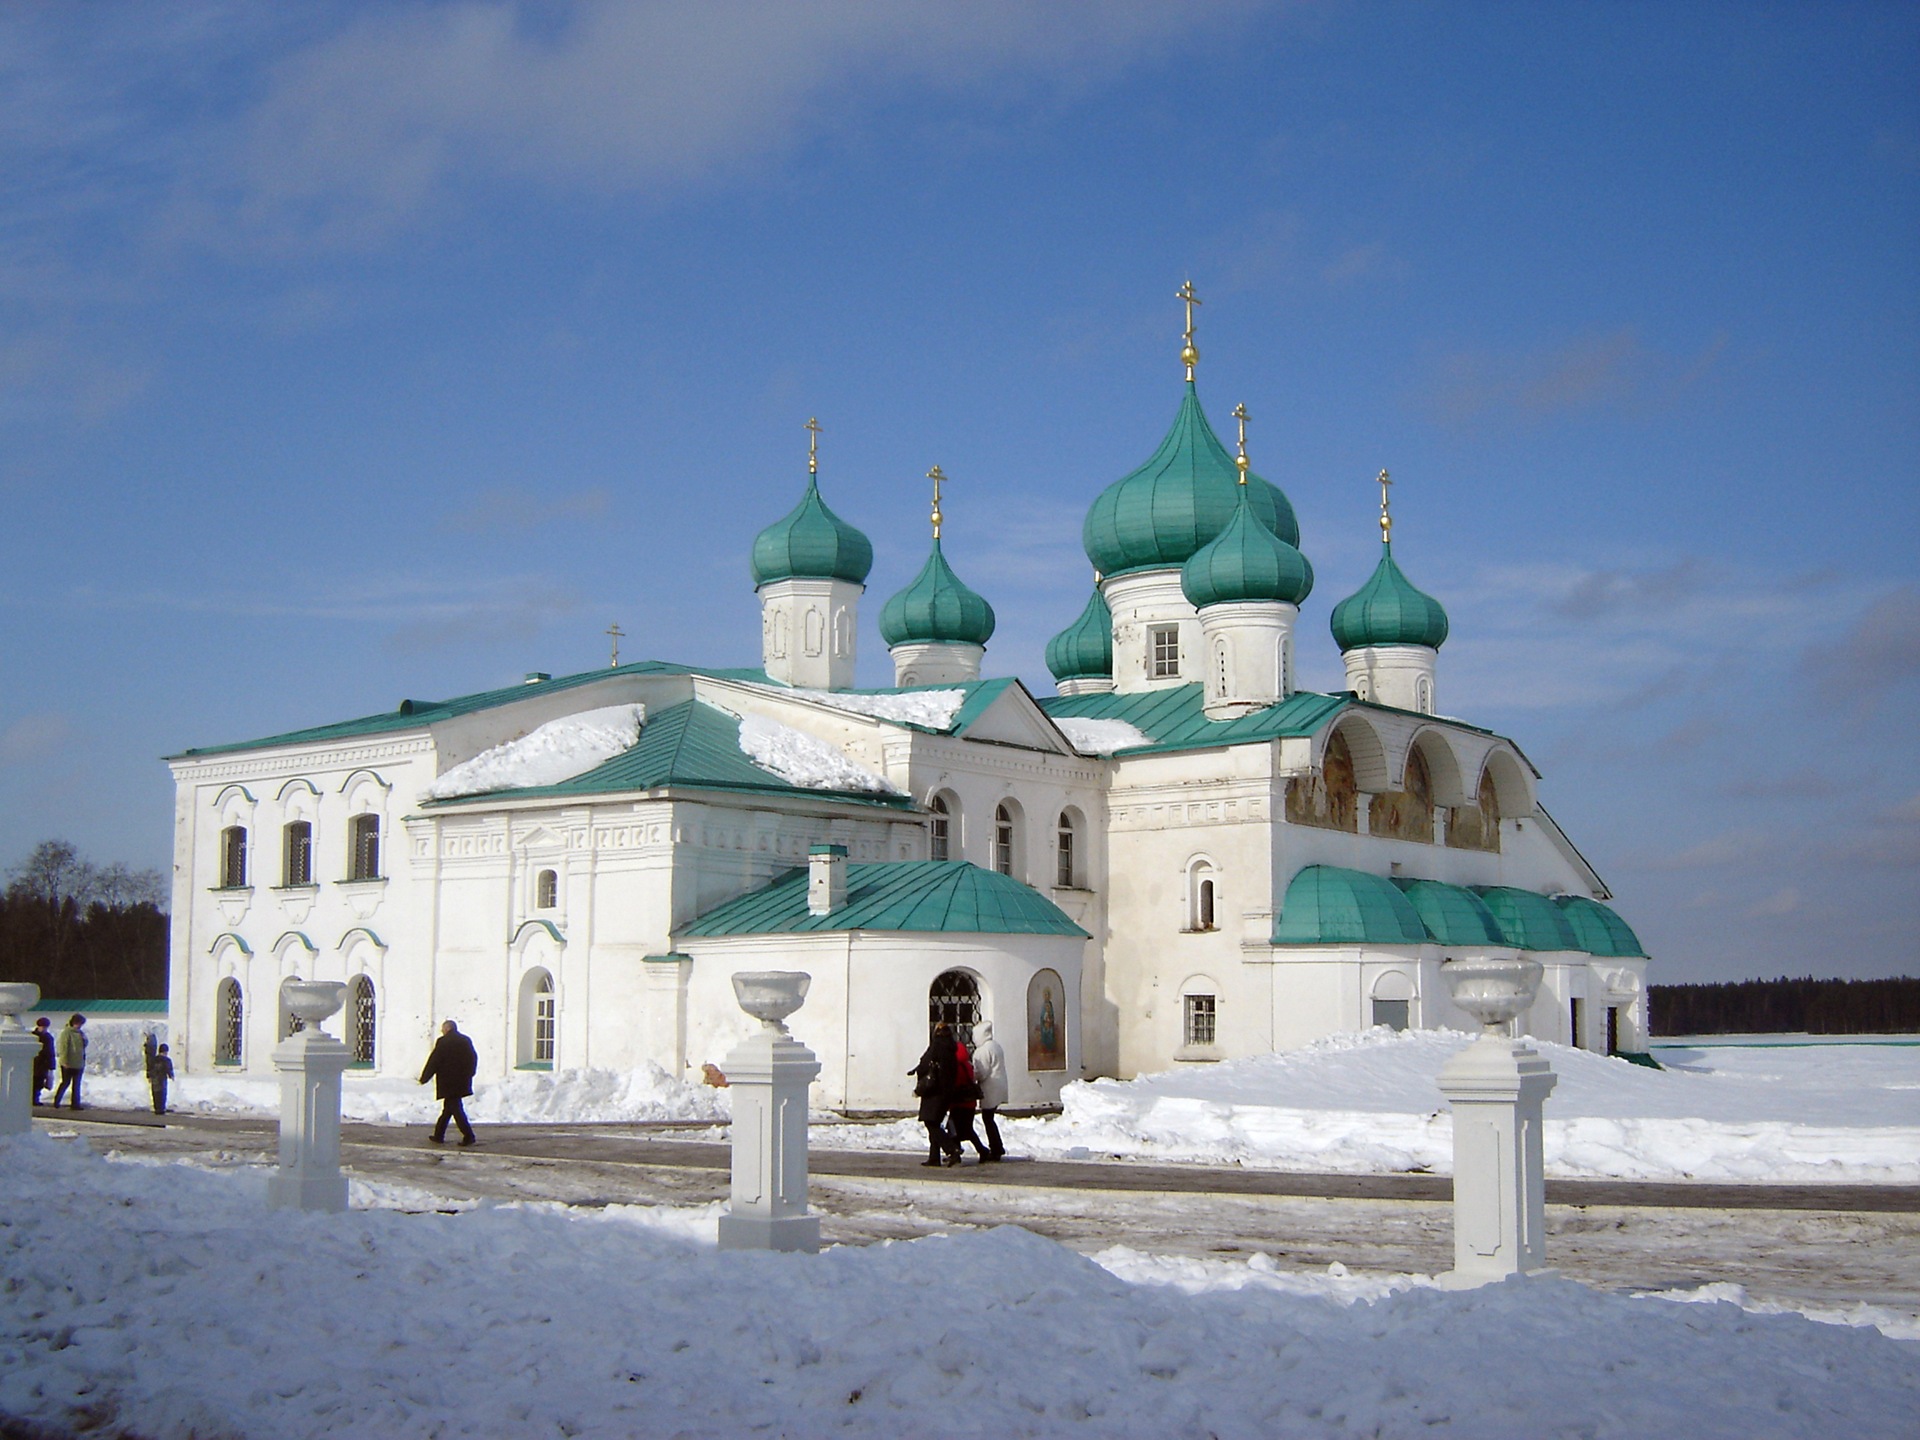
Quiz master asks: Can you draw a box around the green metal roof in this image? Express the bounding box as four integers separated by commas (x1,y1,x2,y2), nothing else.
878,538,996,647
680,860,1088,938
750,474,874,586
1045,587,1113,682
1473,886,1581,951
1041,683,1346,756
1391,878,1507,947
25,999,168,1013
1556,896,1648,957
169,659,772,759
423,699,911,809
1181,485,1314,608
1330,542,1450,652
1274,865,1431,945
1082,382,1300,578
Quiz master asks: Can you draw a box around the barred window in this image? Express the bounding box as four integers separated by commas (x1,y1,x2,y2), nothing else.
215,978,243,1065
1184,993,1217,1047
283,822,312,886
349,975,377,1064
348,814,381,881
219,826,248,889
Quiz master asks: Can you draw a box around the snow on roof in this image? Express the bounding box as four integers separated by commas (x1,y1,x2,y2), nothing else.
1053,716,1153,754
735,712,900,794
422,705,645,800
746,684,969,730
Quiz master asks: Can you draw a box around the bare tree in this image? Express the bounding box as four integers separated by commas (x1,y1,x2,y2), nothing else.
7,840,98,908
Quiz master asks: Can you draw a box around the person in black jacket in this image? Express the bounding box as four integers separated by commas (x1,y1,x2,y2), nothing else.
909,1023,958,1167
419,1020,479,1146
31,1018,54,1105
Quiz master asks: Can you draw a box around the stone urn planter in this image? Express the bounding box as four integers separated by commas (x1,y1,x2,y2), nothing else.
0,982,39,1032
282,980,347,1033
1441,956,1543,1035
731,971,811,1033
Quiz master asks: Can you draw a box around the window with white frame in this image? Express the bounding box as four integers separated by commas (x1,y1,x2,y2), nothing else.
348,813,380,881
219,826,248,889
1150,624,1181,678
536,869,558,909
534,977,556,1063
519,969,557,1068
282,821,312,886
993,804,1015,877
1055,811,1077,888
1184,993,1217,1047
929,794,953,862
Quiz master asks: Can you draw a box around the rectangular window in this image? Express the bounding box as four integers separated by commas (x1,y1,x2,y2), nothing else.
1184,993,1217,1047
534,992,556,1063
1056,824,1075,888
219,826,248,889
283,822,312,887
1150,625,1181,678
349,814,381,881
1372,998,1410,1032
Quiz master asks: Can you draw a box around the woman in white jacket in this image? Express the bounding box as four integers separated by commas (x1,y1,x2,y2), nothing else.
971,1020,1008,1160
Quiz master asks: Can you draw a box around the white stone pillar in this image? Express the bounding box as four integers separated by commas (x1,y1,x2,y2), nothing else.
0,984,41,1136
267,981,351,1213
717,971,821,1253
1436,957,1557,1286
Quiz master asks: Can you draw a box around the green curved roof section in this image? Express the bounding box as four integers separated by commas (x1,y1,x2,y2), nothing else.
1555,896,1648,957
1181,487,1314,608
749,475,874,587
422,699,910,810
1273,865,1431,945
1082,383,1300,577
680,860,1088,938
1329,542,1450,652
1391,878,1507,947
877,538,996,647
1473,886,1581,951
1046,587,1114,682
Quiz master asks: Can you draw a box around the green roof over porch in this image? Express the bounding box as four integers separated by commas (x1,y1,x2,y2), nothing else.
680,861,1088,938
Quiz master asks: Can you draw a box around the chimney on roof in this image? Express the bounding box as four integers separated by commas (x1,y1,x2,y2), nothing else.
808,844,848,915
524,672,551,685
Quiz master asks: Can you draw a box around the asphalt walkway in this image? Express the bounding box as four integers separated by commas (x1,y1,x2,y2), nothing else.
39,1104,1920,1213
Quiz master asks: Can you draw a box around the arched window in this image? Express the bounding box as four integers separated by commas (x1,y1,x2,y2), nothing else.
535,869,559,909
518,969,556,1068
993,803,1016,877
1371,971,1414,1032
1055,811,1077,888
929,969,980,1048
347,975,376,1065
929,794,953,862
282,821,312,886
1188,860,1219,931
278,977,305,1040
219,826,248,889
348,814,381,880
215,978,243,1065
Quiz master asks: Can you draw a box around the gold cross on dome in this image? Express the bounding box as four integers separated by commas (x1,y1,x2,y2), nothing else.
1231,402,1251,483
1377,469,1392,545
804,417,821,475
927,464,946,539
606,621,625,667
1176,279,1202,380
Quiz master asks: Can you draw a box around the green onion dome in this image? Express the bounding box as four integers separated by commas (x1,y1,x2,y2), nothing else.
1045,586,1114,683
1181,486,1314,608
750,475,874,587
1329,543,1449,651
1083,384,1300,578
878,539,995,647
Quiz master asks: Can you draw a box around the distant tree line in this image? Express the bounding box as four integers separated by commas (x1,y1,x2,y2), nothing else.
1650,976,1920,1036
0,841,168,1000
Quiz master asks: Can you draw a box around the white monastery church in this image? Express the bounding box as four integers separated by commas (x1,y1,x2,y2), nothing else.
165,299,1651,1110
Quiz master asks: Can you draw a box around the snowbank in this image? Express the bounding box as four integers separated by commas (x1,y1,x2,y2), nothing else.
818,1029,1920,1183
1053,716,1154,753
2,1134,1913,1438
423,704,644,799
736,712,899,793
780,685,969,730
76,1061,730,1128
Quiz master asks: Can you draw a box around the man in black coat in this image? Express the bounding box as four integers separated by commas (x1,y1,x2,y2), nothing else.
419,1020,479,1146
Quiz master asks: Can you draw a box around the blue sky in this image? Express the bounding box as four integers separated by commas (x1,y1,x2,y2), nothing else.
1,1,1915,982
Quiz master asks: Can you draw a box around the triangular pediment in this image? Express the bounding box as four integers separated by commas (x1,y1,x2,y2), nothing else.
955,681,1075,753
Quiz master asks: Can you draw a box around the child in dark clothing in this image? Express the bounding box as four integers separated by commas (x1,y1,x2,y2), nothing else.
148,1043,175,1115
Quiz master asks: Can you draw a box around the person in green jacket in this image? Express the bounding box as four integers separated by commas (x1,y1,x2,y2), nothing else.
52,1014,87,1109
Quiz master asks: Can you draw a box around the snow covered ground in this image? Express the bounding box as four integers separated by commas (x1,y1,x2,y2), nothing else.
73,1029,1920,1184
2,1131,1915,1439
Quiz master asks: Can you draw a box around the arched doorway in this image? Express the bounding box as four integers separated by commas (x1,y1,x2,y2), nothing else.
929,969,981,1047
